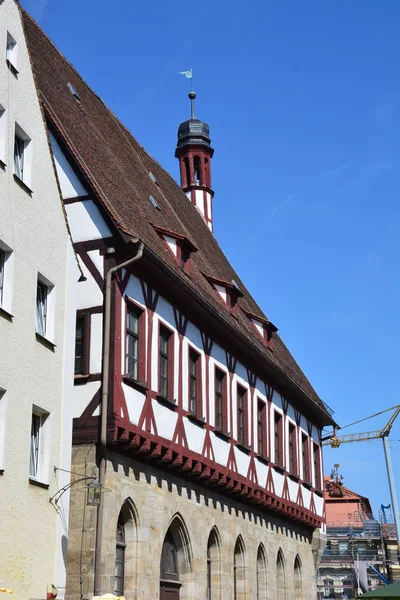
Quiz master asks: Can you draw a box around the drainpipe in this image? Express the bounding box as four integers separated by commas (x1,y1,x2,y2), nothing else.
94,241,144,596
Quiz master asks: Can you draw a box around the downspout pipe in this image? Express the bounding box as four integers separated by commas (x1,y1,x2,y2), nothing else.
94,241,144,596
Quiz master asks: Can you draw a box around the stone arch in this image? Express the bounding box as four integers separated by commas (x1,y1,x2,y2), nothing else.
160,513,193,600
294,554,302,598
233,535,246,600
256,543,267,600
207,526,222,600
114,497,139,600
276,548,287,600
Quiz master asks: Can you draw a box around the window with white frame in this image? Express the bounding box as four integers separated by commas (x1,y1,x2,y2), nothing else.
0,240,14,315
14,123,32,188
29,405,50,482
6,31,18,72
35,273,55,342
0,105,6,165
0,387,7,470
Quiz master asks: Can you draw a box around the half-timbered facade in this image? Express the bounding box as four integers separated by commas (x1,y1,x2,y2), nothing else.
22,8,335,600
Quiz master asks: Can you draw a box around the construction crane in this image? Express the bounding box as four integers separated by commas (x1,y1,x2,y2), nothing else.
322,405,400,544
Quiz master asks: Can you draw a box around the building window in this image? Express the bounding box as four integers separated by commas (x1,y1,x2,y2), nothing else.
237,385,247,446
313,443,321,490
0,105,6,165
114,515,126,596
274,412,283,466
0,241,13,314
0,387,7,470
36,274,55,342
234,537,245,600
188,348,201,417
160,532,180,597
302,434,309,482
74,312,90,375
14,123,32,188
159,325,173,399
256,544,267,600
29,406,50,483
207,529,220,600
257,399,266,457
6,32,18,72
126,303,143,381
215,368,227,432
276,549,287,600
289,423,297,475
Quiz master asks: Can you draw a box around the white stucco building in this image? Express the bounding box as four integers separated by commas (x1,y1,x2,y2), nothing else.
0,1,79,598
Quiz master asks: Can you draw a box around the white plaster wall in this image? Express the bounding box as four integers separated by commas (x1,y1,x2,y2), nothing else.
49,131,87,199
0,2,75,596
90,313,103,373
65,200,112,242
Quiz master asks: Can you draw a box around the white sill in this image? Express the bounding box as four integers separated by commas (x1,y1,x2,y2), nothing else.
35,331,56,350
29,476,49,489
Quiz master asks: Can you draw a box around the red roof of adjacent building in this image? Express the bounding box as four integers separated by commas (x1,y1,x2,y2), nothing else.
324,475,373,526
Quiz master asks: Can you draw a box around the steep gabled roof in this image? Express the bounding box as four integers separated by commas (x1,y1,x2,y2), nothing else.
21,9,334,425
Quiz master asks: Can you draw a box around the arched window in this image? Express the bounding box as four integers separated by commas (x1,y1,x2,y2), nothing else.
233,536,246,600
114,514,126,596
207,528,221,600
294,555,302,598
256,544,267,600
114,498,139,599
160,515,192,600
276,549,287,600
184,157,190,187
193,155,201,185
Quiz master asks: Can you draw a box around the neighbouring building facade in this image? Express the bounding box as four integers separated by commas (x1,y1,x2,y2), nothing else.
317,466,400,599
0,1,79,599
19,6,335,600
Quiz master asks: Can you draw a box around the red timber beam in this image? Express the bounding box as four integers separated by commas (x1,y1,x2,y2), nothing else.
109,423,322,529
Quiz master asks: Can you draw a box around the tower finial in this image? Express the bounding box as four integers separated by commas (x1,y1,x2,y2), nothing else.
188,91,196,119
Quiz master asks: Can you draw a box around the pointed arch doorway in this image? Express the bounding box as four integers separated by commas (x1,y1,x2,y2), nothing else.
160,532,181,600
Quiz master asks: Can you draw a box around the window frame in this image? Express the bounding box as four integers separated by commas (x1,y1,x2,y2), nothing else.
236,384,248,447
35,273,55,343
288,422,297,476
13,122,32,189
302,433,310,483
0,386,7,470
6,31,18,73
257,398,267,458
215,367,228,433
114,515,126,596
0,104,6,166
29,405,51,484
188,346,202,418
125,299,145,383
74,311,90,376
274,411,283,467
0,240,14,315
158,323,174,400
313,442,322,490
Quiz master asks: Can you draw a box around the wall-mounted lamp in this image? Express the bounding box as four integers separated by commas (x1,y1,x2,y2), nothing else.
50,468,111,509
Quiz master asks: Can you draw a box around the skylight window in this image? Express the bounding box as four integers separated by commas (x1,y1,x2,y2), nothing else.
149,195,160,210
232,279,241,291
67,82,80,100
149,171,159,186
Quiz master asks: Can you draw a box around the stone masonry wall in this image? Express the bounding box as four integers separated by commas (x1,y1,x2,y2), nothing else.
66,445,324,600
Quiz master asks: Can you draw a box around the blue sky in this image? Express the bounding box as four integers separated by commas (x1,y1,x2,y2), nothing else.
21,0,400,516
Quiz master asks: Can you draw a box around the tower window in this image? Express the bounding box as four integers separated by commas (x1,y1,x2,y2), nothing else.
184,157,190,187
193,155,201,185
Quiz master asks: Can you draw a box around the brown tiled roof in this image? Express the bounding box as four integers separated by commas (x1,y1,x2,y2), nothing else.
21,8,334,425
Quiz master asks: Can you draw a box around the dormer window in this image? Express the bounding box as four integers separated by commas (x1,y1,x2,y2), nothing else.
244,310,278,350
152,224,197,274
203,274,243,316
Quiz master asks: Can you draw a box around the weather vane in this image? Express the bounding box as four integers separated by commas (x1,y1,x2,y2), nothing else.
178,68,193,90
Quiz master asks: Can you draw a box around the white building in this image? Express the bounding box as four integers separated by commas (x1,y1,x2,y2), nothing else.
0,1,79,598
